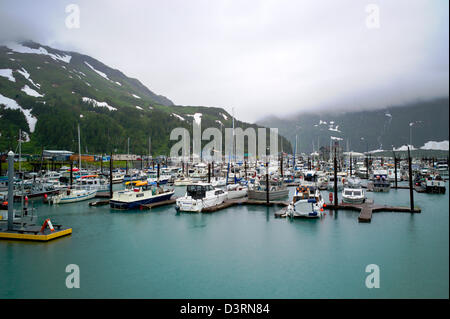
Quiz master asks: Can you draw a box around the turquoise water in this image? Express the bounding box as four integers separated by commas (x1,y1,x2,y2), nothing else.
0,183,448,299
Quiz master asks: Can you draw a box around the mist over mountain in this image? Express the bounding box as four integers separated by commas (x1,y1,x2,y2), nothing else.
257,97,449,154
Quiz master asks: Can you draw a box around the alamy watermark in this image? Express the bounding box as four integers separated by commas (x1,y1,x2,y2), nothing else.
365,4,380,29
65,4,80,29
169,119,279,163
365,264,380,288
65,264,80,288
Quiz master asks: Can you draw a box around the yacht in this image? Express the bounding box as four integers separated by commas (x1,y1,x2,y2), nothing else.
110,181,175,209
342,187,366,204
286,185,324,218
175,183,227,212
50,187,97,204
248,177,289,201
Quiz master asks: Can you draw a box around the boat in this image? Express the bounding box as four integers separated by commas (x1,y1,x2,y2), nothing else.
342,187,366,204
110,180,175,209
286,185,324,218
368,170,390,192
50,188,97,204
226,183,248,199
76,174,110,197
424,175,446,194
248,177,289,201
436,162,449,180
174,176,193,186
175,183,227,212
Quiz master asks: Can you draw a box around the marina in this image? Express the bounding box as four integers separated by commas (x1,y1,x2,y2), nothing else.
0,3,448,304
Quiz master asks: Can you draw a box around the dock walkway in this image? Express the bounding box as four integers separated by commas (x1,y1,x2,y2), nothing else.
323,200,421,222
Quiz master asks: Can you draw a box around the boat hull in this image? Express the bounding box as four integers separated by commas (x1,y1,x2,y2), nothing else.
248,189,289,201
110,191,174,210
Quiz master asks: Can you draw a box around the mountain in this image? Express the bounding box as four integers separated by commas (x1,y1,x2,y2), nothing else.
0,41,292,156
257,97,449,154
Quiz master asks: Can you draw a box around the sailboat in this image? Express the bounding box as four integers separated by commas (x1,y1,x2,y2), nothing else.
49,124,97,204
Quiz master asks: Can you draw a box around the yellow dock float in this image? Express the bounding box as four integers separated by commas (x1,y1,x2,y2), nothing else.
0,225,72,242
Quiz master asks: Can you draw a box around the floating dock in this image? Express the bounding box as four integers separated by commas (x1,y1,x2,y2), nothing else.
323,200,421,222
140,198,178,210
202,198,289,213
0,223,72,241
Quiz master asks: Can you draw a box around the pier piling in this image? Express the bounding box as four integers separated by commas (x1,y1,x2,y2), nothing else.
334,148,338,206
7,151,14,230
110,153,113,199
408,147,414,212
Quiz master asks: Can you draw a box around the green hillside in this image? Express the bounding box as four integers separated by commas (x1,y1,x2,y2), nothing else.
0,41,292,156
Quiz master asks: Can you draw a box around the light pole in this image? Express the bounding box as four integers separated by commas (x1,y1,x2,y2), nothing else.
409,121,422,148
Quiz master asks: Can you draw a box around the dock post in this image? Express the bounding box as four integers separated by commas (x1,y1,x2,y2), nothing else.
70,161,73,187
365,154,369,179
157,161,160,187
394,154,398,189
212,161,214,178
349,154,352,176
408,147,414,212
280,153,283,178
266,160,269,205
244,161,247,181
126,159,128,175
208,163,211,183
334,148,338,206
0,155,3,176
7,151,14,230
110,153,113,199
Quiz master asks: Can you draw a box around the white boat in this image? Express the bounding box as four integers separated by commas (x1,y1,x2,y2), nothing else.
110,180,175,209
342,187,366,204
425,175,446,194
211,177,227,187
286,185,324,218
176,183,227,212
50,188,97,204
226,183,248,199
174,177,193,186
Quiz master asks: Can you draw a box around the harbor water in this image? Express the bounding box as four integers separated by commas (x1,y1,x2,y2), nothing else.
0,183,448,299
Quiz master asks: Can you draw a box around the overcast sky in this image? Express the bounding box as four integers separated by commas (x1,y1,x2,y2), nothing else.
1,0,448,122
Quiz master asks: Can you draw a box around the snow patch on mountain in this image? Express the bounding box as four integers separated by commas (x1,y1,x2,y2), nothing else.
0,69,15,82
135,106,143,110
420,140,449,151
0,93,37,132
82,97,117,111
132,94,141,99
16,68,40,88
172,113,185,121
84,61,109,80
21,85,44,97
6,42,72,63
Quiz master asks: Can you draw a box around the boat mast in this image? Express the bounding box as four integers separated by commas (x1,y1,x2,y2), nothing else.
78,123,81,174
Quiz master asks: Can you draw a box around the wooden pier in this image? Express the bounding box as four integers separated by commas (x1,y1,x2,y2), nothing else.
202,198,289,213
323,199,421,222
140,198,178,210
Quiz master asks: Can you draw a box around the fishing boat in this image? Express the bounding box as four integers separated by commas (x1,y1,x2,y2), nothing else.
110,181,175,209
424,175,446,194
342,187,366,204
248,177,289,201
175,183,227,212
368,170,390,192
50,187,97,204
286,185,324,218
